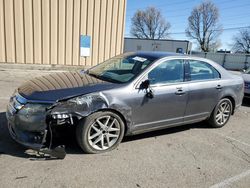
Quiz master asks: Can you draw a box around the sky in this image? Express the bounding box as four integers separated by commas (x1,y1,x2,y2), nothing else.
125,0,250,51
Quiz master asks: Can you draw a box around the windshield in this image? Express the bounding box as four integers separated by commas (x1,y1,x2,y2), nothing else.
87,54,155,83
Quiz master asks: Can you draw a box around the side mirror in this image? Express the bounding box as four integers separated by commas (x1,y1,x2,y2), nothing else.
140,79,150,89
139,79,154,98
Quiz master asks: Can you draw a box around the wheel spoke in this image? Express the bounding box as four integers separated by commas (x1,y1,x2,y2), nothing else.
108,118,116,129
223,114,229,120
107,133,119,138
218,106,223,113
216,114,221,121
92,125,100,132
109,127,120,131
216,113,221,118
105,134,110,147
101,135,104,149
96,119,106,129
221,114,224,123
108,119,120,131
104,116,111,127
93,135,102,145
89,131,102,140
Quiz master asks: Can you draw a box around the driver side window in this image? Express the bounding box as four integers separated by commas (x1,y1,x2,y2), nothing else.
148,59,184,85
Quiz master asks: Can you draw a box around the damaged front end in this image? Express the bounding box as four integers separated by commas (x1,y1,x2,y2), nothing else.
6,92,109,159
6,93,66,159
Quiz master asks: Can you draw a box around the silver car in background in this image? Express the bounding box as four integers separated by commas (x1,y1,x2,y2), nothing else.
6,52,244,155
242,67,250,98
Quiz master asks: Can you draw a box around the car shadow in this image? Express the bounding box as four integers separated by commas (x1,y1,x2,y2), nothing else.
0,111,212,159
123,121,210,143
0,112,32,158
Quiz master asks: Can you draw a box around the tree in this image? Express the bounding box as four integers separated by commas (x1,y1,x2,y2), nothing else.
186,1,222,52
232,28,250,53
130,7,171,39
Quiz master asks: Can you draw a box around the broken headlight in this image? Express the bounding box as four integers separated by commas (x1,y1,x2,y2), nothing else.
22,103,49,115
51,114,70,119
68,94,95,106
49,93,108,122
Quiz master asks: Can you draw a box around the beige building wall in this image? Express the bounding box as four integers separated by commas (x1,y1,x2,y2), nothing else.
0,0,126,67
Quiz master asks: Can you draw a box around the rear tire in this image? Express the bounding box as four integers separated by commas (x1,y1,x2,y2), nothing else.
208,98,233,128
76,111,125,154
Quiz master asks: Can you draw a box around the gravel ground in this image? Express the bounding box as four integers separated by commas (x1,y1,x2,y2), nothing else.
0,68,249,188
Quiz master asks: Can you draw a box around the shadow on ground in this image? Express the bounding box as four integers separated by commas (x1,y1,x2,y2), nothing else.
0,112,31,158
242,98,250,107
123,121,210,143
0,111,212,160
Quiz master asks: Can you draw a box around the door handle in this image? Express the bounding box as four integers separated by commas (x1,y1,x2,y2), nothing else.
216,85,223,90
175,88,186,95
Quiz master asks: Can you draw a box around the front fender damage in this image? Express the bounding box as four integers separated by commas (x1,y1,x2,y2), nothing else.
49,93,110,119
36,92,132,159
48,92,132,128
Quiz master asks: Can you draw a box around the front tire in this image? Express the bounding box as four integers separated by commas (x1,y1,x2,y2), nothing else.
208,98,233,128
76,111,125,154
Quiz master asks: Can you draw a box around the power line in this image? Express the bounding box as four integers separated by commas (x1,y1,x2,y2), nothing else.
167,15,250,27
223,23,250,27
171,20,250,27
170,26,250,35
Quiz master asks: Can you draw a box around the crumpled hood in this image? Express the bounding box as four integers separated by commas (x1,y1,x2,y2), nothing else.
18,71,116,103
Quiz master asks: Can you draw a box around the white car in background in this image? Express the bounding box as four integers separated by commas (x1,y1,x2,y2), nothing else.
242,67,250,98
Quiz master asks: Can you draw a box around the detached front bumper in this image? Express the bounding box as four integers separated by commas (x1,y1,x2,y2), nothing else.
5,92,50,150
6,103,47,150
6,102,67,159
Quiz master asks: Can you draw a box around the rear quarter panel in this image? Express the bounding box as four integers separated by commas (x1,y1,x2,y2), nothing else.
219,74,244,110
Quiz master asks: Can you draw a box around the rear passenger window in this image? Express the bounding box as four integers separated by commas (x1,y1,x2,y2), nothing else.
189,60,220,81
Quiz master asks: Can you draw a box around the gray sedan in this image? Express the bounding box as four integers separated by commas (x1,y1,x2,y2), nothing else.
242,67,250,98
6,52,244,155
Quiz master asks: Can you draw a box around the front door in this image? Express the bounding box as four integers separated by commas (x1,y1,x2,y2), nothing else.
130,59,189,132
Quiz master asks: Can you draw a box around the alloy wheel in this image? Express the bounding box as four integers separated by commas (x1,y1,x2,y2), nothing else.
215,101,231,125
87,115,121,150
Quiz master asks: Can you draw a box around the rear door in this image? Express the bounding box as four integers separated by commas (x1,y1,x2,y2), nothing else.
184,60,222,121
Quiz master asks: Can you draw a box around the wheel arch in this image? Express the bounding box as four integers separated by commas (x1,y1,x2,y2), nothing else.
94,108,129,135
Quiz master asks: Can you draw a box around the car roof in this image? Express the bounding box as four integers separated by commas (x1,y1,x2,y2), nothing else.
129,51,184,60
